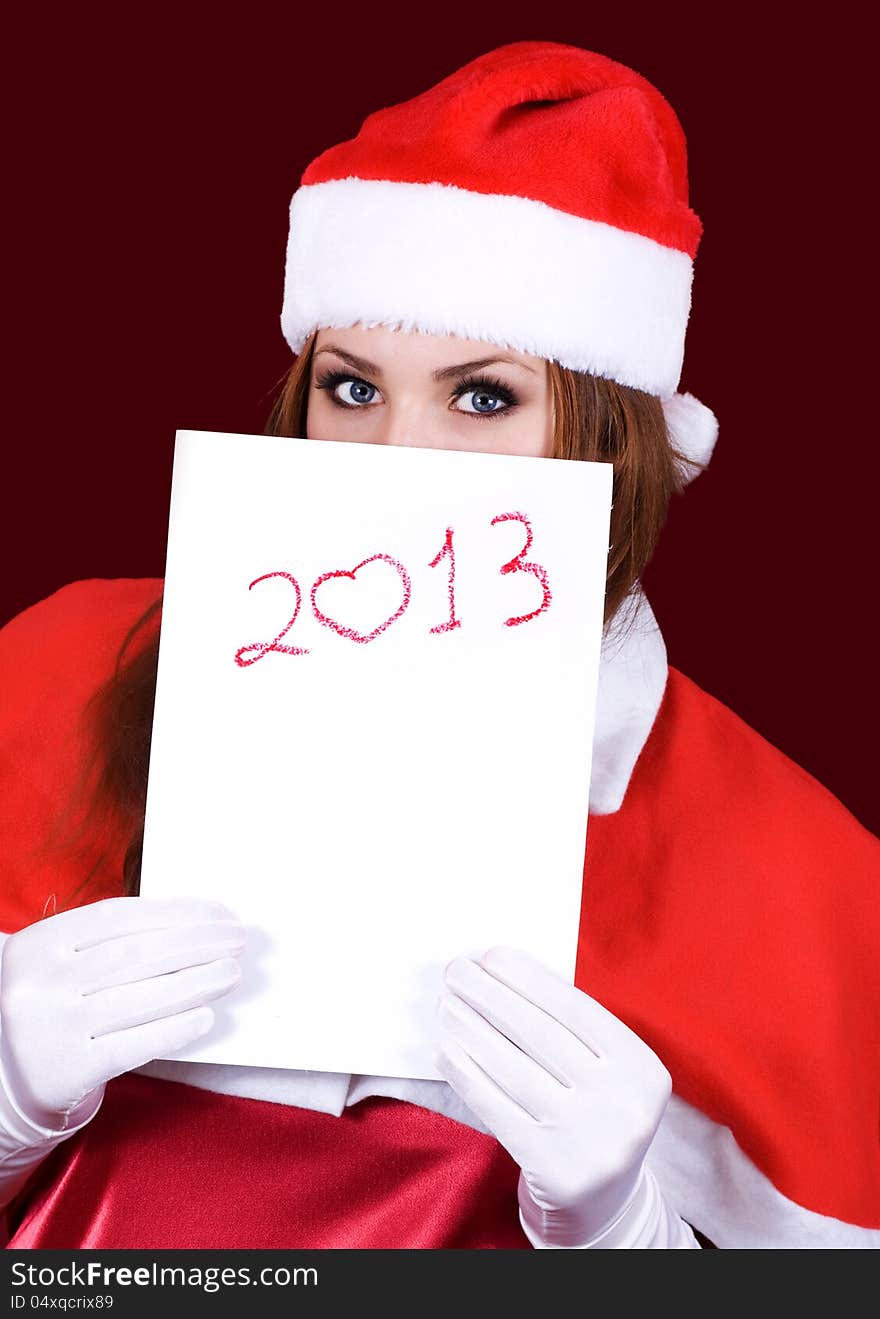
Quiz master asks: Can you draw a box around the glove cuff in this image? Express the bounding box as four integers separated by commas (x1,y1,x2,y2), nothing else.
0,1060,103,1214
519,1165,701,1250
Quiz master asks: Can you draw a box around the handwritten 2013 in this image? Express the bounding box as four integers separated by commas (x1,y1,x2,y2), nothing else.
234,511,553,665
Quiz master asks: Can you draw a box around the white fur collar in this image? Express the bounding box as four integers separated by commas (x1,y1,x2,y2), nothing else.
589,585,668,815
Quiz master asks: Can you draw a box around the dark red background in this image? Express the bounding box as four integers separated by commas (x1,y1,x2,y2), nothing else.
6,4,877,834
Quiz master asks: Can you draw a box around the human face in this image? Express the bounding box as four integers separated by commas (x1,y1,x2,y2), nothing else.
306,324,554,458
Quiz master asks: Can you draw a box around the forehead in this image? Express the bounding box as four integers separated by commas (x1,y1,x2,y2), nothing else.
313,323,543,373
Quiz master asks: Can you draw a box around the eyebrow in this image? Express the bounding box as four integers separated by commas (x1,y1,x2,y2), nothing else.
313,344,538,380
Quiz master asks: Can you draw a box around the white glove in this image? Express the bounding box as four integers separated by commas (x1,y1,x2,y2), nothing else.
436,946,700,1249
0,896,245,1209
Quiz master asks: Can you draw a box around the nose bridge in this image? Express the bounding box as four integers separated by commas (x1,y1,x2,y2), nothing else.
375,392,432,448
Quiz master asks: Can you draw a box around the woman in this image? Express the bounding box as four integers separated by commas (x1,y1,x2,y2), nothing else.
1,40,877,1250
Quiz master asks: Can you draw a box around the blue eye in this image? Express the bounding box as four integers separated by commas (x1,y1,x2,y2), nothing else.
452,374,518,420
455,388,504,415
333,379,374,403
314,372,378,407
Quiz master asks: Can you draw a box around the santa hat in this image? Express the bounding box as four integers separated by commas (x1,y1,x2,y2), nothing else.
281,40,718,483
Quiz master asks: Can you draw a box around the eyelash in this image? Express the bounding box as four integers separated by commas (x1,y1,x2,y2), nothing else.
313,369,519,422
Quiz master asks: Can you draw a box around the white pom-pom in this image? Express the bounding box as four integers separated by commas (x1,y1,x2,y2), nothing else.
660,391,719,484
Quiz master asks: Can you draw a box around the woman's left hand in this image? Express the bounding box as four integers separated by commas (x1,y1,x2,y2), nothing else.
435,945,673,1248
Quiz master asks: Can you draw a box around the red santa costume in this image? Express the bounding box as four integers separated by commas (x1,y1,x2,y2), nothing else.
1,41,878,1249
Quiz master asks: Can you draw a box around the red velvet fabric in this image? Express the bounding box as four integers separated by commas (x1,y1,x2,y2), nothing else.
5,1074,529,1249
580,663,880,1229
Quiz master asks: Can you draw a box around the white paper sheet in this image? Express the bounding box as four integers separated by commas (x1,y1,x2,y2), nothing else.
139,429,613,1079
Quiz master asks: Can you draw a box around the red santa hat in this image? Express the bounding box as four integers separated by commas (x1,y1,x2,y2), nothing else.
281,40,718,482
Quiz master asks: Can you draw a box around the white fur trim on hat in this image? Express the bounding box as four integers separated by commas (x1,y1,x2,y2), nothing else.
282,178,695,397
660,391,719,484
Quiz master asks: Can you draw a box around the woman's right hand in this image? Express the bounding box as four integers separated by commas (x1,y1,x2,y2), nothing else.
0,896,245,1136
